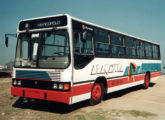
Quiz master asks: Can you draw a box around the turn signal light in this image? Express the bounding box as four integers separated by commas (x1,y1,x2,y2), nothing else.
64,84,70,90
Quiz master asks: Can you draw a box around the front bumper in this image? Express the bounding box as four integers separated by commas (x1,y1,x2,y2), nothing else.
11,87,71,104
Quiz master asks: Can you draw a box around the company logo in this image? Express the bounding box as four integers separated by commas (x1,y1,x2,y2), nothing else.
128,62,137,81
128,62,137,76
91,64,123,75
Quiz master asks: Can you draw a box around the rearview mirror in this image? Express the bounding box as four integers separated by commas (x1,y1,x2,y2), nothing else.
5,33,17,47
82,31,87,42
5,36,8,47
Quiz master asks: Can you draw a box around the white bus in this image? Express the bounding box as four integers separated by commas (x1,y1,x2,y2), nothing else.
11,14,161,105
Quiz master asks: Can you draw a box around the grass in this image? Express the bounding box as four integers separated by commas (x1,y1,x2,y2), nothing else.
124,110,157,117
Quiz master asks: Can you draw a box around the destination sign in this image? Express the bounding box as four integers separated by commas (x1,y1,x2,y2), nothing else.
19,15,67,30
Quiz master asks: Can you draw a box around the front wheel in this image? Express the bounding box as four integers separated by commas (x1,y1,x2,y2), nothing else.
90,83,104,105
143,73,150,89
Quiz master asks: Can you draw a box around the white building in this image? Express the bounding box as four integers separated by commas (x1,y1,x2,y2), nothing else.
0,65,4,71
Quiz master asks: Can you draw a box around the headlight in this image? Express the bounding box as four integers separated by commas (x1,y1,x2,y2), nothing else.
59,84,63,90
13,80,17,85
53,83,58,89
17,80,21,85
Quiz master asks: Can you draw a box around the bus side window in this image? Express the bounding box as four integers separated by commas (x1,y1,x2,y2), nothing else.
81,32,93,54
137,40,145,59
95,29,110,57
125,37,136,58
74,31,93,55
110,32,125,58
145,42,152,59
73,31,94,69
152,44,159,59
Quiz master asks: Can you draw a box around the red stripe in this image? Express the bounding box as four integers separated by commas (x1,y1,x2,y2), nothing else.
107,72,161,89
151,71,162,78
134,74,145,81
72,83,93,96
107,74,145,88
15,77,51,82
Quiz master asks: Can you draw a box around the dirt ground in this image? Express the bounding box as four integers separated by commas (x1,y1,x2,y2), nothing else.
0,76,165,120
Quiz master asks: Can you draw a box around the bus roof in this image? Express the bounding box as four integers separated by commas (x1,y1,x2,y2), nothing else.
19,13,160,45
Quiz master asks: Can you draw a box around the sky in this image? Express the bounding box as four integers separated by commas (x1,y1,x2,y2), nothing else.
0,0,165,67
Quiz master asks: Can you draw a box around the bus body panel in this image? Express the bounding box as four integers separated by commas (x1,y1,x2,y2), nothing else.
71,58,161,104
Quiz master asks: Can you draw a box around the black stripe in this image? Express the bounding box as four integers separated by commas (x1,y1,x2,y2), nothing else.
106,73,145,80
73,80,95,85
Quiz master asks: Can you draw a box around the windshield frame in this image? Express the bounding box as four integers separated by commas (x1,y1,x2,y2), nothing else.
14,29,71,69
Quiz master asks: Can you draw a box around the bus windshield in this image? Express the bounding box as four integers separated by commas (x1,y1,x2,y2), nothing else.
15,30,70,69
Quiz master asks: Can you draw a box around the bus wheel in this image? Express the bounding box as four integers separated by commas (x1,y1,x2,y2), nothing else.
143,73,150,89
90,83,103,105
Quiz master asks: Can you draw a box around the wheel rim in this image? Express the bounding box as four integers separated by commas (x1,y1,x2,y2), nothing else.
145,75,149,86
92,83,102,101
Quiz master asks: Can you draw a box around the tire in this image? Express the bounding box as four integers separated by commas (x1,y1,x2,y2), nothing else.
90,83,104,105
143,73,150,89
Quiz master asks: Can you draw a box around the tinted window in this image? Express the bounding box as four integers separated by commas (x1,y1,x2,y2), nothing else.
81,33,93,54
145,42,152,59
152,44,159,59
111,32,123,45
95,29,109,43
96,43,110,56
72,20,94,69
125,37,136,58
136,40,145,58
110,32,125,57
73,31,94,68
125,37,134,47
111,46,125,57
74,32,93,55
95,29,110,57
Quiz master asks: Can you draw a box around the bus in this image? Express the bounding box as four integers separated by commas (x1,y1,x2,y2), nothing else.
11,14,162,105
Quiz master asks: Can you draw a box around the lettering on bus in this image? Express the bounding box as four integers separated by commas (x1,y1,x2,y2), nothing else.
37,21,61,28
90,64,123,75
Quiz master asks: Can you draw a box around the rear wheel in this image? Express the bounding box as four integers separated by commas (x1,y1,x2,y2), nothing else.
90,83,104,105
143,73,150,89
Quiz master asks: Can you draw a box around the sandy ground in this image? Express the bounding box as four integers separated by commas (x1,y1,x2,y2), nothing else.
0,76,165,120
